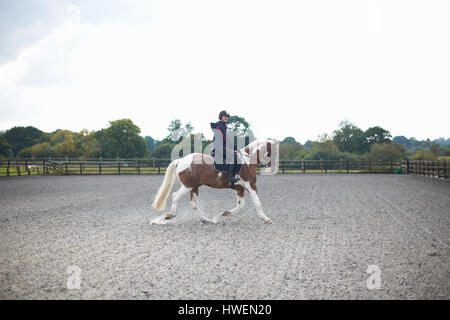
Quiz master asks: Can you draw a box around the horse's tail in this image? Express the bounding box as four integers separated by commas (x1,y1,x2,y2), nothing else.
152,159,180,211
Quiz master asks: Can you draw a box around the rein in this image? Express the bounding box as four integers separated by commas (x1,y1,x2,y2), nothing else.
236,148,250,173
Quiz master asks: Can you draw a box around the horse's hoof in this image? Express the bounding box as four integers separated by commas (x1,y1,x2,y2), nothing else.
165,214,172,220
222,211,232,216
201,219,216,224
265,219,273,224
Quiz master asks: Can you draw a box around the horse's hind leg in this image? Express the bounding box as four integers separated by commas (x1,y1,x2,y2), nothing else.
223,186,245,216
166,185,190,220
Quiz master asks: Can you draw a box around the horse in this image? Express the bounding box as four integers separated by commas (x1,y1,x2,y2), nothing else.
151,139,280,224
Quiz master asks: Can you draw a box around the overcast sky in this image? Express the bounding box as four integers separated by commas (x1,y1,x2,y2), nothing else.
0,0,449,142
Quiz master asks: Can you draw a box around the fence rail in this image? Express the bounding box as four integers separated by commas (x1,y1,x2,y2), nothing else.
403,160,448,179
0,158,447,179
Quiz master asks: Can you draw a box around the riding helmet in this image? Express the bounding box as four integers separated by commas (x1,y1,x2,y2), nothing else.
218,110,230,120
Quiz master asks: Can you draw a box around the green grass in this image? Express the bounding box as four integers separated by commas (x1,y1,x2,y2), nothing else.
0,166,44,176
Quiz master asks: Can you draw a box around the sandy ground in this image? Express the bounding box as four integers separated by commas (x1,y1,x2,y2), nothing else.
0,174,449,299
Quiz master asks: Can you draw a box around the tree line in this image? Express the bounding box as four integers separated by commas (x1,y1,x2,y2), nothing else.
0,118,449,162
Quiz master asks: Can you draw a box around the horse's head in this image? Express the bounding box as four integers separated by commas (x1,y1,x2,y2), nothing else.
244,139,280,168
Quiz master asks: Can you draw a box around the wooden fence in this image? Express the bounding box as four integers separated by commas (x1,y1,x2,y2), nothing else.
403,160,448,179
0,158,447,179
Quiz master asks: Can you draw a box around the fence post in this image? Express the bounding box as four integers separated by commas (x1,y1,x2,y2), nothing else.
281,159,285,174
117,157,121,175
99,157,102,175
346,159,350,173
320,159,323,172
15,158,21,176
444,161,448,179
7,159,10,176
26,160,30,175
80,162,82,175
65,156,69,175
302,159,305,173
136,157,140,174
438,160,441,178
406,160,410,174
157,159,160,174
432,161,435,178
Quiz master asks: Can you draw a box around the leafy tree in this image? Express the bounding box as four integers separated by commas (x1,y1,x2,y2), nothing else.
150,142,175,159
433,137,450,146
438,146,450,156
4,126,50,156
365,126,391,146
410,150,438,160
17,147,33,158
50,130,74,145
75,129,100,158
185,122,194,134
54,141,77,158
97,119,149,158
50,130,76,157
165,119,193,143
408,137,421,149
0,136,13,157
393,136,410,148
338,151,363,161
333,121,368,154
281,137,297,144
226,115,256,145
22,142,55,158
430,143,440,155
279,140,305,159
307,134,341,160
145,136,155,152
366,143,406,162
304,140,313,150
421,138,433,150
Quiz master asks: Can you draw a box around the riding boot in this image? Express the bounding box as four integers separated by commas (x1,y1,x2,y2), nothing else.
228,164,239,189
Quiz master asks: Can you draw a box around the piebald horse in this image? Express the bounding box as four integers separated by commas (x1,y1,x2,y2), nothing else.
152,139,279,224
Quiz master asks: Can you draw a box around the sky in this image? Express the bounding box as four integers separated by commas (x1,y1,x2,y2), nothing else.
0,0,449,143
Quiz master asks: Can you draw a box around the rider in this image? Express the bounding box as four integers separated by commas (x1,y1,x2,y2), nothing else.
210,110,240,187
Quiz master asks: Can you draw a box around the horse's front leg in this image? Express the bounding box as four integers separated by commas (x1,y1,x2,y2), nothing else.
223,187,245,216
248,184,272,224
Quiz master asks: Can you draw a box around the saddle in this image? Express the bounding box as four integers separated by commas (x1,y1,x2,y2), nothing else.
211,148,243,174
213,162,242,174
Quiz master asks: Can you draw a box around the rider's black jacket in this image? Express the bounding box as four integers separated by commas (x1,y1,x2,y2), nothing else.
210,121,237,160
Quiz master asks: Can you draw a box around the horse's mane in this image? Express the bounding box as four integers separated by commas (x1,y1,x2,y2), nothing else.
242,139,275,154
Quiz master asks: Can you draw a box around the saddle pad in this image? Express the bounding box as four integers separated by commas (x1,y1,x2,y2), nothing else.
213,162,242,174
